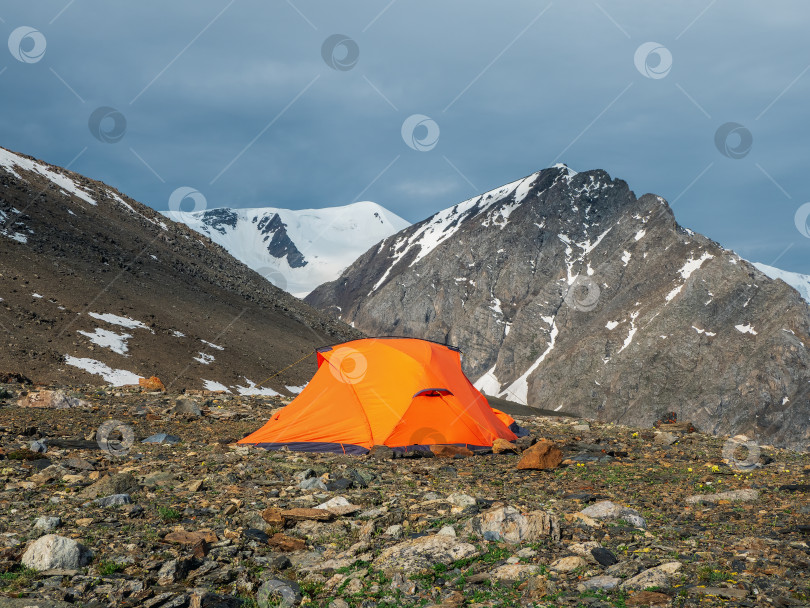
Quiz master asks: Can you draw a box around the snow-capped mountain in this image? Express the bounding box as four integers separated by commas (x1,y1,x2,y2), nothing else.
752,262,810,303
307,165,810,449
168,202,410,298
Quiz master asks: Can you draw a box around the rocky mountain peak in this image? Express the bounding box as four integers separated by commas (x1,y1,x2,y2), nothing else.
307,165,810,450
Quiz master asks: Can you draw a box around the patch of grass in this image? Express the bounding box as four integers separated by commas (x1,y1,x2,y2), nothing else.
98,560,126,575
697,564,733,583
157,506,182,522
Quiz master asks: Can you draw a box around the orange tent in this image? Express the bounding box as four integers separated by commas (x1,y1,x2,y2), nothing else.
238,337,518,454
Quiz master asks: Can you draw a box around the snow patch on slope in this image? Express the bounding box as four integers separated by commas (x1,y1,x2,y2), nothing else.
64,356,142,386
0,147,97,206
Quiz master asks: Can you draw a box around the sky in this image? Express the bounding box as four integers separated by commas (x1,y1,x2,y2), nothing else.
1,1,808,274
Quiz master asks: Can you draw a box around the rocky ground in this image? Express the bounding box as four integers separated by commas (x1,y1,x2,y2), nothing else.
0,382,808,608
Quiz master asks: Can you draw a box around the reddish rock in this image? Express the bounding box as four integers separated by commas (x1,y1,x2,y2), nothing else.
261,507,285,527
164,529,217,545
516,440,563,470
430,445,474,458
268,533,306,552
492,438,519,454
139,376,166,391
280,508,335,522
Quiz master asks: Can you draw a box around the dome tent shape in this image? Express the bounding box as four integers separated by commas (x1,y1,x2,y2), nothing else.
238,337,518,454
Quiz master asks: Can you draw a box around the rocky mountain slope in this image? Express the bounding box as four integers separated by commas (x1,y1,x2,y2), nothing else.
307,166,810,450
0,146,361,393
170,203,409,298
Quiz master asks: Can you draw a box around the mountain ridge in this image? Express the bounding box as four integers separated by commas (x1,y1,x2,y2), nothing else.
307,165,810,449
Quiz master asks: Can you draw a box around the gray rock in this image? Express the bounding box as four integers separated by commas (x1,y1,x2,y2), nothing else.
490,564,542,581
578,575,621,591
464,505,561,543
157,557,194,585
93,493,132,507
30,439,48,453
257,578,302,608
654,431,678,446
81,472,139,499
374,534,478,573
685,489,759,504
299,477,327,491
33,516,61,533
172,398,202,417
620,562,682,590
142,433,181,444
579,500,646,528
328,600,350,608
606,560,642,578
384,524,403,539
437,525,456,537
22,534,88,570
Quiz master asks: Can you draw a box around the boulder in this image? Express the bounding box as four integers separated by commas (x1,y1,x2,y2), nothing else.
516,440,563,470
579,501,647,528
685,489,759,504
22,534,88,570
139,376,166,391
464,505,560,543
374,534,478,573
18,389,90,409
621,562,682,590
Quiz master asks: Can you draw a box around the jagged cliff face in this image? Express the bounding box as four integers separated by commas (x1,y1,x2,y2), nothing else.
307,166,810,449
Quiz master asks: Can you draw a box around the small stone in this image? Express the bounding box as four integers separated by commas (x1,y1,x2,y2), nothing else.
572,424,591,432
139,376,166,391
446,493,476,507
490,564,541,581
22,534,88,570
578,575,620,591
653,431,678,446
368,445,394,460
157,557,194,585
591,547,619,566
172,398,202,417
384,525,403,539
464,505,560,543
374,534,478,573
142,433,181,444
492,438,519,454
621,562,682,590
516,439,563,470
329,600,350,608
299,477,328,491
268,533,306,552
437,525,456,537
685,489,759,504
430,445,474,458
93,493,132,507
550,556,587,572
579,501,646,528
33,516,61,533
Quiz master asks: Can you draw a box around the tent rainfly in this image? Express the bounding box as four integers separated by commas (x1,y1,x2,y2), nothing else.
238,337,520,454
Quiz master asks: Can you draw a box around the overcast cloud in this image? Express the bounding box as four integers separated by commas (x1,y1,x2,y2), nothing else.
1,1,808,273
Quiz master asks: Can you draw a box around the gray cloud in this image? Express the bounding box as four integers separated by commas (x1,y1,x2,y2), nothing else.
1,0,808,273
